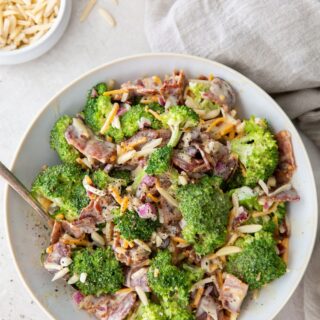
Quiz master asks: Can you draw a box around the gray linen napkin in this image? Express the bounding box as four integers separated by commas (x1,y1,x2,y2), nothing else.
145,0,320,148
144,1,320,320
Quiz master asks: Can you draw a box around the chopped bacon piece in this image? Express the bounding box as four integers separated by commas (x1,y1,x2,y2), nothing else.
121,77,160,96
275,130,296,184
122,129,171,150
50,220,63,244
196,295,220,320
79,197,112,223
114,243,151,267
232,207,249,229
78,292,137,320
220,273,248,314
159,197,182,225
44,242,71,272
172,150,210,173
269,188,300,202
65,118,116,164
160,70,188,105
61,217,96,238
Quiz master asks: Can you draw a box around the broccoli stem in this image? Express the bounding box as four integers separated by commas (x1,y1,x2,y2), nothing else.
168,125,183,147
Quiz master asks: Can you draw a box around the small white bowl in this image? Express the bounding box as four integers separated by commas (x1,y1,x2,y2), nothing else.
0,0,72,65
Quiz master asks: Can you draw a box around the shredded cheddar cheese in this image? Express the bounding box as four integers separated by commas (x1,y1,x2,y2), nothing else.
152,76,162,85
46,245,53,254
122,238,130,249
140,95,159,104
220,123,235,136
37,196,52,212
145,107,162,121
216,269,223,289
191,287,204,308
146,193,160,203
206,117,225,132
109,186,123,205
103,89,128,96
55,213,64,220
120,196,129,213
172,236,188,244
100,103,119,134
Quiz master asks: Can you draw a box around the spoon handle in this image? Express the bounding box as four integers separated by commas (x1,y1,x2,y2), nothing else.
0,161,50,223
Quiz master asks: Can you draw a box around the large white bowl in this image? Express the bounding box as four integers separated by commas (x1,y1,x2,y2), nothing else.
5,53,318,320
0,0,72,65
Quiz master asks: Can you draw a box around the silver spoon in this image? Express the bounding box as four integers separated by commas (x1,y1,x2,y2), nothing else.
0,161,51,224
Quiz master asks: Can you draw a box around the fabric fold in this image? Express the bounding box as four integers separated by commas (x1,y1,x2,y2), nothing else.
145,0,320,147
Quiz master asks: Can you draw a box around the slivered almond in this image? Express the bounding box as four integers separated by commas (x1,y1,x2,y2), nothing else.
124,136,147,149
206,246,242,261
190,276,214,292
141,138,162,151
133,239,151,252
155,183,178,208
117,150,136,164
98,7,116,27
80,0,96,22
135,286,148,306
236,224,262,234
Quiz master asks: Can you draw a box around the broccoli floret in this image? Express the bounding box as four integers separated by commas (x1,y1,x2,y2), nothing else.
274,202,286,225
31,164,89,221
188,81,220,111
145,146,173,176
147,250,203,306
95,82,108,95
226,231,287,289
131,166,147,191
70,247,124,296
162,301,195,320
121,103,164,138
91,169,131,190
177,176,232,255
229,186,262,211
230,117,279,187
160,105,199,147
109,169,132,186
91,170,110,189
83,84,124,142
113,210,159,241
136,303,167,320
50,115,80,164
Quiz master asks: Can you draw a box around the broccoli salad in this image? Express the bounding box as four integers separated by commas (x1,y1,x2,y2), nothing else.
33,70,299,320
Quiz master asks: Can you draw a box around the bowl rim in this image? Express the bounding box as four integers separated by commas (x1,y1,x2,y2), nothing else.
4,52,318,320
0,0,67,57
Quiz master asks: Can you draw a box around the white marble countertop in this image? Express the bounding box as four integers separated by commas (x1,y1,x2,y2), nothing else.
0,1,318,319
